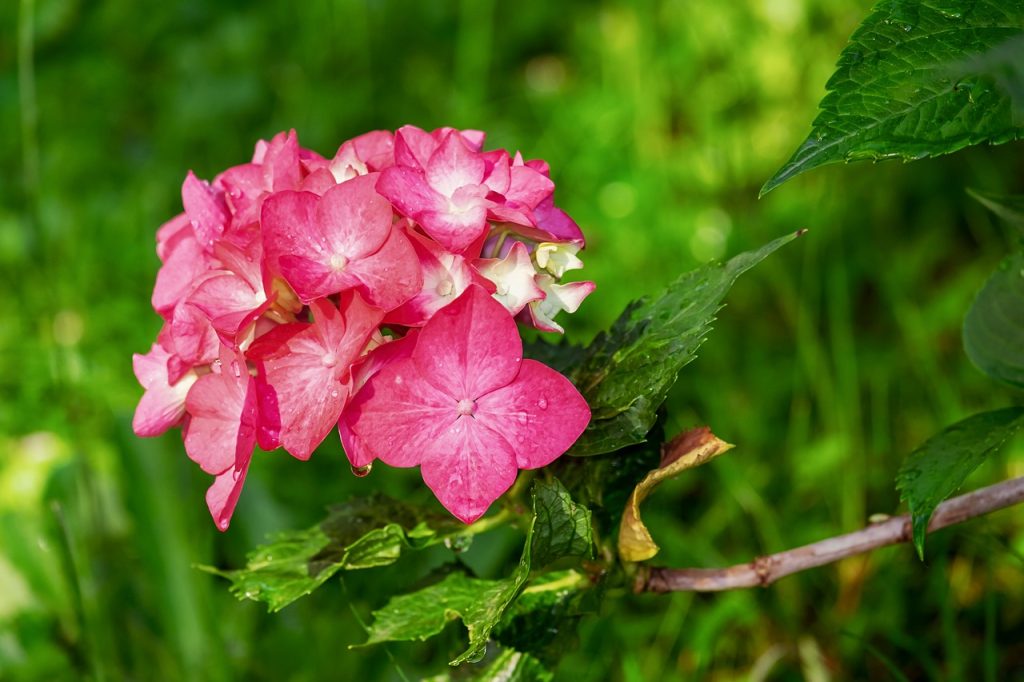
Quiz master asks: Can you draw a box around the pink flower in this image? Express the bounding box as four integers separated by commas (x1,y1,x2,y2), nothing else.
346,285,590,523
377,130,509,254
248,293,384,461
260,174,422,311
474,241,544,315
383,230,481,326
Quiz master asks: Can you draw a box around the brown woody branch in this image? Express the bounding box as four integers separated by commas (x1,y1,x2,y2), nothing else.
636,476,1024,593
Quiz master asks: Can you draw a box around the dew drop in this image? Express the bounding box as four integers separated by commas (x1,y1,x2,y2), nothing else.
515,434,526,444
330,389,340,398
351,463,373,478
538,398,548,410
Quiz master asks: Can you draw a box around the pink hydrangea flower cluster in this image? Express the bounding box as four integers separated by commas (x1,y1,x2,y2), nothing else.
133,127,594,528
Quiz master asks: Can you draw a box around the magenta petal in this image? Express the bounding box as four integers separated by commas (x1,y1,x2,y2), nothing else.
152,233,211,317
183,349,257,475
347,357,455,468
419,418,518,524
475,359,591,469
169,302,219,367
394,125,437,169
206,461,250,531
412,284,522,399
260,189,319,280
182,171,229,248
255,296,383,460
376,166,445,220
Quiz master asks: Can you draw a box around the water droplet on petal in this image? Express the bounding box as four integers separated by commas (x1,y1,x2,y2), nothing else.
538,398,548,409
351,463,373,477
330,389,339,398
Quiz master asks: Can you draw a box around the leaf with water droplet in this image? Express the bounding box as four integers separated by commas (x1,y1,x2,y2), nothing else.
896,407,1024,559
199,493,473,611
360,478,593,665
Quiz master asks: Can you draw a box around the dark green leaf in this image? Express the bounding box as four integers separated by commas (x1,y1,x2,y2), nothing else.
361,479,593,665
568,231,803,456
495,570,596,665
522,336,585,375
896,407,1024,558
201,494,472,612
763,2,1024,195
963,251,1024,388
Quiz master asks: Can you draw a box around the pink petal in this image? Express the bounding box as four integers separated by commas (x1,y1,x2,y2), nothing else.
419,417,518,523
412,284,522,400
481,150,512,195
216,163,266,227
426,131,486,197
418,204,490,254
168,301,219,367
345,355,454,468
383,232,474,327
254,295,383,460
152,231,213,317
315,174,392,260
350,130,395,171
183,348,257,475
299,167,338,195
475,359,590,469
181,171,229,249
393,125,438,169
376,166,446,220
263,129,302,191
156,213,192,262
260,190,319,282
505,165,554,208
132,344,197,437
206,460,251,531
344,227,423,312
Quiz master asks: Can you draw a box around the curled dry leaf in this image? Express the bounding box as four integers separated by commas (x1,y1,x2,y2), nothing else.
617,426,733,562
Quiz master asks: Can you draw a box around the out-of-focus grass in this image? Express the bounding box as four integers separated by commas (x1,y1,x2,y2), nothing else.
2,0,1023,679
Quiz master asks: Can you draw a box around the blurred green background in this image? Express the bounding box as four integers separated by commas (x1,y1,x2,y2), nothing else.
2,0,1024,679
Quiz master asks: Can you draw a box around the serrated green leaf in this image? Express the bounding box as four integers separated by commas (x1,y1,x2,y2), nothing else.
361,478,593,666
963,251,1024,388
763,1,1024,195
896,407,1024,558
201,494,473,612
567,231,803,456
494,571,595,665
424,648,553,682
522,336,585,375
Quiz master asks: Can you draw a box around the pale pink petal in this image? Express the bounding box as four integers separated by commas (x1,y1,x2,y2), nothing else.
169,301,219,368
181,171,229,249
419,418,518,523
299,167,338,195
351,130,395,171
412,284,522,399
526,277,595,334
263,129,302,191
474,241,544,315
132,344,198,437
505,165,554,208
426,131,486,197
183,348,257,475
217,163,266,227
475,359,590,469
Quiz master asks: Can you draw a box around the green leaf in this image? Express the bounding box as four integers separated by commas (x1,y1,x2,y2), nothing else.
201,494,474,612
763,1,1024,195
896,407,1024,558
963,251,1024,388
361,479,593,665
522,336,585,375
424,648,553,682
567,231,803,456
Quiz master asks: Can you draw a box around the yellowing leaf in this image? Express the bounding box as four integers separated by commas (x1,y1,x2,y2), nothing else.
617,427,733,562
